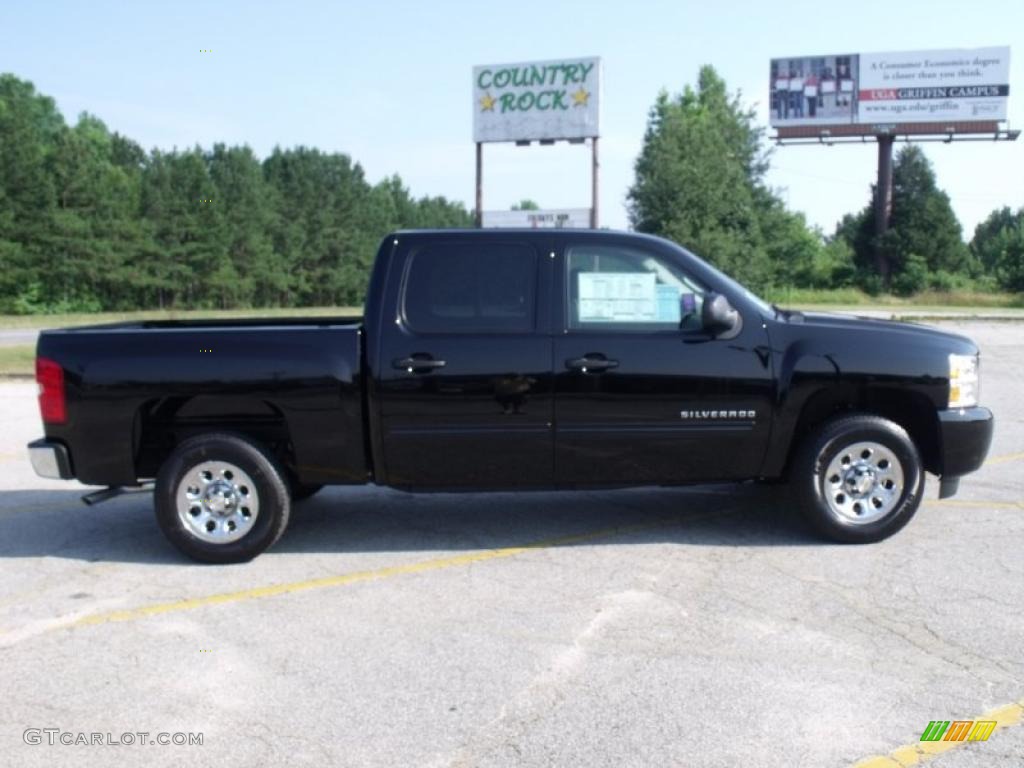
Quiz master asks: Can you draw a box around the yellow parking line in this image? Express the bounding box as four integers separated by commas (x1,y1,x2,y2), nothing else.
852,699,1024,767
70,519,669,630
929,500,1024,510
986,451,1024,466
9,448,1019,634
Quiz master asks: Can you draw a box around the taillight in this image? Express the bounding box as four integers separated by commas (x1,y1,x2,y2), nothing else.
36,357,67,424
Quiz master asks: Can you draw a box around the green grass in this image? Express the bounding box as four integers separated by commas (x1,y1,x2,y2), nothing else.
0,345,35,376
763,288,1024,310
5,290,1023,331
2,291,1022,340
0,306,363,330
2,289,1021,379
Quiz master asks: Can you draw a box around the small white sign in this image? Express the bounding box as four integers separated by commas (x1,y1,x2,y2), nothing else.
473,57,601,143
482,208,591,229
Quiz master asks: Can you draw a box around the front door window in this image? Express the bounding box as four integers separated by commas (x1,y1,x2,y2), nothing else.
566,244,707,333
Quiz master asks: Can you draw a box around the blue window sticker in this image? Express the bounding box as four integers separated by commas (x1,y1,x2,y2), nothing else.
656,285,681,323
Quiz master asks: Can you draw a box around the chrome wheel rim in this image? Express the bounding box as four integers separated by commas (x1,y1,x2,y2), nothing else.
176,461,259,544
822,441,904,524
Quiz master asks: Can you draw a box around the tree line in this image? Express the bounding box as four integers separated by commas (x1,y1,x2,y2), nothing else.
1,69,1022,315
0,74,471,313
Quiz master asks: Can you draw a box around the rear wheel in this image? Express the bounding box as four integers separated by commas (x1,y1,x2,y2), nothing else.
793,414,924,543
155,433,291,563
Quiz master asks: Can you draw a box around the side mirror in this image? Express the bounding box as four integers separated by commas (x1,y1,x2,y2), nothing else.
701,292,739,336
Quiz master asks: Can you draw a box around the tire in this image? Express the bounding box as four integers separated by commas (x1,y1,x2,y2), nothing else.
155,433,291,563
290,483,323,502
793,414,924,543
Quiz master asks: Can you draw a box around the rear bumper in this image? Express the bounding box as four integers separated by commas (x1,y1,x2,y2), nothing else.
938,406,994,478
27,438,74,480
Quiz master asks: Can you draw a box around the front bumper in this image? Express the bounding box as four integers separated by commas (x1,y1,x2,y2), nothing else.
27,438,74,480
938,406,994,478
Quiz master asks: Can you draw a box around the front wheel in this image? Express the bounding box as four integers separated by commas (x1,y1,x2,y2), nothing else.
793,414,925,543
155,433,291,563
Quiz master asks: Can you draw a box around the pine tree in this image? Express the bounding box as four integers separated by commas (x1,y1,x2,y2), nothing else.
971,206,1024,292
835,145,968,294
0,74,63,311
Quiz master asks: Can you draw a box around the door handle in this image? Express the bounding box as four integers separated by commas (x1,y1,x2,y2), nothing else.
565,355,619,373
393,355,447,373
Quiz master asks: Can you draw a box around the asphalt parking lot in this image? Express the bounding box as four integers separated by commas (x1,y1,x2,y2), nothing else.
0,319,1021,768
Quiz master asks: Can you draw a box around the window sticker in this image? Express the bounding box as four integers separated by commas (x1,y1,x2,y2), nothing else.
578,272,658,322
656,285,681,323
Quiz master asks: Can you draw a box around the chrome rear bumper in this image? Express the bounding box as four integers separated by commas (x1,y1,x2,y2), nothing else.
27,438,74,479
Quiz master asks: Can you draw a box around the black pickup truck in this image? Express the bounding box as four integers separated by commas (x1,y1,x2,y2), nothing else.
28,229,993,562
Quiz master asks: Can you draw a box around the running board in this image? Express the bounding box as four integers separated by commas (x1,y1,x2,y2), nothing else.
81,483,154,506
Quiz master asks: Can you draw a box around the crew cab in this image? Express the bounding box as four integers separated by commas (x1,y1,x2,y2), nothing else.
28,229,994,562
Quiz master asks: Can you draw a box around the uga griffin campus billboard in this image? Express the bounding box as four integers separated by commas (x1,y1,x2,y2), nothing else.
770,46,1010,129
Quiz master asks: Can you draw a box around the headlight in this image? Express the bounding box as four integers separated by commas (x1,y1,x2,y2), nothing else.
948,353,979,409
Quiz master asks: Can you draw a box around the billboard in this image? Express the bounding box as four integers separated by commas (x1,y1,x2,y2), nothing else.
473,57,601,142
770,46,1010,129
482,208,591,229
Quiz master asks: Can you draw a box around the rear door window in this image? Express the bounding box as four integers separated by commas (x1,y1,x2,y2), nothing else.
402,243,538,334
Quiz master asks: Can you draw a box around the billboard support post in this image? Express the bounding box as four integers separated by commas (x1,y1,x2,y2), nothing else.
874,134,895,284
591,137,600,229
475,142,483,228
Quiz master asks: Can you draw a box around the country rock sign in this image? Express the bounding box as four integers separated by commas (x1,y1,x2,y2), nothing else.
472,56,601,143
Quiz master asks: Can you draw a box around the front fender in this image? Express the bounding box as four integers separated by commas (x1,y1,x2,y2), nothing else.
760,338,846,477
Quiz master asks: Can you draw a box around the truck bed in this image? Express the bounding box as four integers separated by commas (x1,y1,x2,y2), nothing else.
37,318,368,487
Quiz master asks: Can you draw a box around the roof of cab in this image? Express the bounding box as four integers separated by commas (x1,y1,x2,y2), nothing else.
388,228,671,246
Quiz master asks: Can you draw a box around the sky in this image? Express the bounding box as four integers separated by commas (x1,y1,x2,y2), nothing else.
1,0,1021,237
